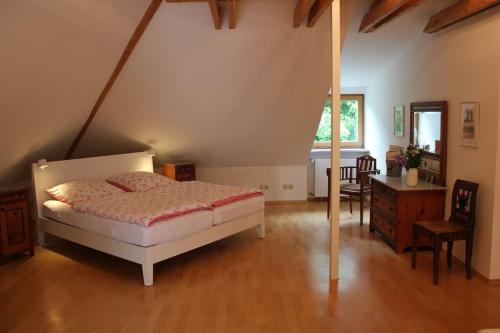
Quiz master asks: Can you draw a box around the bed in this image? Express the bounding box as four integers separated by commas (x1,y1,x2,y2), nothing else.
32,151,265,286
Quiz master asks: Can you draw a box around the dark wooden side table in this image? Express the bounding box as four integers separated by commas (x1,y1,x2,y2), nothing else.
163,162,196,182
0,186,34,263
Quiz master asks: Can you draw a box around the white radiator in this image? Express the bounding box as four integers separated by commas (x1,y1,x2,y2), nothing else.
341,159,356,167
308,158,357,197
313,159,330,197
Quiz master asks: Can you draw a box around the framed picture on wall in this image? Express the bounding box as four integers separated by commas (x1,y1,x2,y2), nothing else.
460,102,479,148
394,105,405,137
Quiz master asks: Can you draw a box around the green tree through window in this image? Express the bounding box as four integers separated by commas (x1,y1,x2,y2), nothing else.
315,100,332,142
314,95,364,148
340,99,359,142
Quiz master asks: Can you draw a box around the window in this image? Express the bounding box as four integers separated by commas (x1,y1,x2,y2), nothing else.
313,94,364,148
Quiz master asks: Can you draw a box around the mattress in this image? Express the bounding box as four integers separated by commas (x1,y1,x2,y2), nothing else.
42,200,214,247
213,196,264,225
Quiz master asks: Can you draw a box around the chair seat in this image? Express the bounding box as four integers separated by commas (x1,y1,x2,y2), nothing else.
340,183,370,194
414,220,468,235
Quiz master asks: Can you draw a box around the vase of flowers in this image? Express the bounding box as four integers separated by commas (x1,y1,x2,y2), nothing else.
407,168,418,186
402,145,423,187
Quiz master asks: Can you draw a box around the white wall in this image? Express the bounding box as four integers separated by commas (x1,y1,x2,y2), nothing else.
197,165,307,201
362,9,500,278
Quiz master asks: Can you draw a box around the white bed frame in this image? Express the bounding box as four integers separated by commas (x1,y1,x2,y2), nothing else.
32,151,265,286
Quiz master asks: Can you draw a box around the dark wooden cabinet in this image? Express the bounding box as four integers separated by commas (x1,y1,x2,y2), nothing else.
0,187,34,262
163,162,196,182
370,175,446,253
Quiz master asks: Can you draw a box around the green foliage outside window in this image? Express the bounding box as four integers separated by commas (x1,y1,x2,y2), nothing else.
314,99,359,143
315,100,332,142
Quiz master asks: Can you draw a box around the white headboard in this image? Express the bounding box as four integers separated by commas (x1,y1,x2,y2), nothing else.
32,151,153,219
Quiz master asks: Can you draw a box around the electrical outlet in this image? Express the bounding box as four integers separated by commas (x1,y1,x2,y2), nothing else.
288,184,294,190
259,185,269,190
282,184,288,190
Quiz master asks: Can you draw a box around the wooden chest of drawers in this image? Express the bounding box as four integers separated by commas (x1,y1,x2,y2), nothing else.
370,175,446,253
163,162,196,182
0,187,34,262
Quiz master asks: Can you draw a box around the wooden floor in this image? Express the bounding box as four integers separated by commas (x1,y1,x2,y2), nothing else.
1,202,500,333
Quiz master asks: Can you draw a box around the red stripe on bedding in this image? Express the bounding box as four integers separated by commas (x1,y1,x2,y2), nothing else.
149,192,263,225
148,206,210,226
211,192,263,208
106,180,134,192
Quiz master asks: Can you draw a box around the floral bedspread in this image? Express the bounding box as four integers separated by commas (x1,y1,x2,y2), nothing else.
147,181,263,208
72,181,262,227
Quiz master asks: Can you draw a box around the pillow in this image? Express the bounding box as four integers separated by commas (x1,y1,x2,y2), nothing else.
107,171,177,192
46,179,123,204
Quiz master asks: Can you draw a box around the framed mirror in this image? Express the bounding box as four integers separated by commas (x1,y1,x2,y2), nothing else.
410,101,448,185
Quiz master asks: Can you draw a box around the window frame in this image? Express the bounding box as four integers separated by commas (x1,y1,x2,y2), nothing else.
313,93,365,149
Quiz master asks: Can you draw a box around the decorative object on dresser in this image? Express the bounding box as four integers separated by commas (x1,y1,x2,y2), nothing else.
411,179,479,285
385,145,404,177
394,105,405,137
0,185,34,263
369,174,446,253
402,145,424,187
459,102,479,148
328,155,380,224
163,162,196,182
410,101,448,186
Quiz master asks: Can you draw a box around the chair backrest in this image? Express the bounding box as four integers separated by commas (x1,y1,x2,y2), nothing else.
356,155,377,183
450,179,479,230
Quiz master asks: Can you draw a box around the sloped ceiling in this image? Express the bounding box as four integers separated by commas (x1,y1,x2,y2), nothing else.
0,0,338,185
341,0,458,88
0,0,151,184
74,0,333,168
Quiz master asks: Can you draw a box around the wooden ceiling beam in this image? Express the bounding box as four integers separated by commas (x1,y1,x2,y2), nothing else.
65,0,163,159
208,0,222,29
293,0,316,28
165,0,230,29
359,0,425,33
228,0,237,29
307,0,333,27
424,0,500,33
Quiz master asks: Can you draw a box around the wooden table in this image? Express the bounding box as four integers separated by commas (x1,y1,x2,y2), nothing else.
369,174,446,253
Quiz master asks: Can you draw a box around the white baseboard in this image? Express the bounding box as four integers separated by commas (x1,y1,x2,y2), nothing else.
197,165,307,202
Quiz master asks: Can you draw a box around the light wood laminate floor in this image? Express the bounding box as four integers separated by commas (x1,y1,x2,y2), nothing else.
1,202,500,333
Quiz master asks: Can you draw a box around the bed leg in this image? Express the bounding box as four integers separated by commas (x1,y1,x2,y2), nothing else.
142,263,154,287
257,222,266,238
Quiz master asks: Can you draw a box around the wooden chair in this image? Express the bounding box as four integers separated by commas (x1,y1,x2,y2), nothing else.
411,179,479,285
327,167,350,218
327,155,380,225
